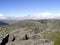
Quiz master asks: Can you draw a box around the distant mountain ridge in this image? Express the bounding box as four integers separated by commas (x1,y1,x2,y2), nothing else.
0,21,8,25
0,20,19,25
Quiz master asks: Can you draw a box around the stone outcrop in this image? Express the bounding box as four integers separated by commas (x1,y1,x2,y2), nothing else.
0,28,54,45
6,39,54,45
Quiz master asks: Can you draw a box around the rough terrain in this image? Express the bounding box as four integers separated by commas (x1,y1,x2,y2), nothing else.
0,19,60,45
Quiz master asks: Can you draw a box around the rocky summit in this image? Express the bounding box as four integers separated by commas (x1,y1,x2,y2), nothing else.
1,28,54,45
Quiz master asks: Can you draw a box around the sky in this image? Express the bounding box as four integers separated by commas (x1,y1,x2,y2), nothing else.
0,0,60,19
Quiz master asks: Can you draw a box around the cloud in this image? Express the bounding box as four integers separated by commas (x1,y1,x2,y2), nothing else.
40,12,60,19
0,13,6,19
40,12,53,17
23,12,60,19
39,12,55,19
0,12,60,20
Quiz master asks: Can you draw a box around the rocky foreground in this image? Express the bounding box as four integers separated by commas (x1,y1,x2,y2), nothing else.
0,28,54,45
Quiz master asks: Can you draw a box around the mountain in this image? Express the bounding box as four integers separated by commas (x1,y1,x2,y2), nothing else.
0,19,60,45
0,21,8,25
0,20,19,25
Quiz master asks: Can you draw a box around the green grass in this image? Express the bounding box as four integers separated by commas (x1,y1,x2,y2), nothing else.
42,32,60,45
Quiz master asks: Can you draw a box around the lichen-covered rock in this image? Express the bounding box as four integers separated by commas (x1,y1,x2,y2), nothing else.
6,39,54,45
0,28,54,45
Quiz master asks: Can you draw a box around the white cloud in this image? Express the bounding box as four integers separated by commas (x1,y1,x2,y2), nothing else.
0,12,60,20
23,12,60,19
0,13,6,19
39,12,54,19
40,12,53,17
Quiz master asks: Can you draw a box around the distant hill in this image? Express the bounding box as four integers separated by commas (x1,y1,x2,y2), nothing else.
0,21,8,25
0,20,19,25
9,19,60,29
